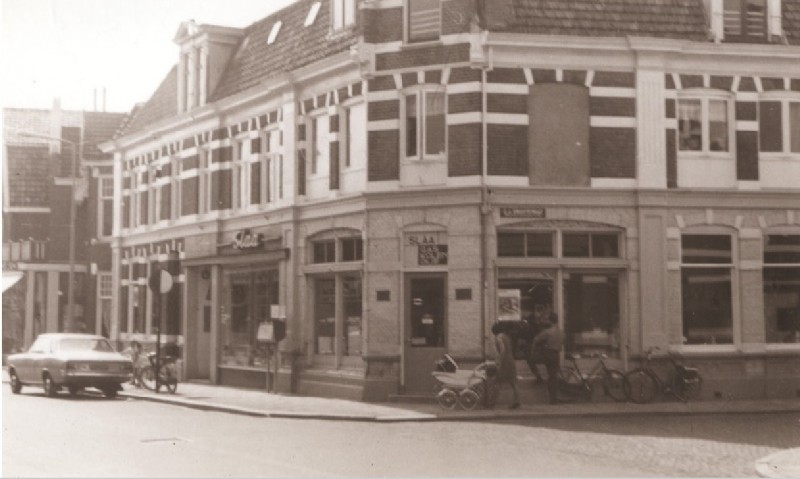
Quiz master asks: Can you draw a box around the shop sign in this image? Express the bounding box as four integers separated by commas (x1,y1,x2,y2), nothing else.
418,244,448,266
231,229,263,250
499,207,546,219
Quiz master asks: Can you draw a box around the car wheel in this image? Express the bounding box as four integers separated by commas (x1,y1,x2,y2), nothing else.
9,369,22,394
102,387,118,399
42,374,58,398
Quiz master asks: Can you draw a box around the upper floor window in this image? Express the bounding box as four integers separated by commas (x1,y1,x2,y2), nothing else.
760,98,800,154
407,0,440,42
498,232,554,258
723,0,767,42
405,89,445,159
232,139,249,210
678,94,731,153
170,156,182,221
497,231,620,259
332,0,356,31
199,148,211,214
97,177,114,238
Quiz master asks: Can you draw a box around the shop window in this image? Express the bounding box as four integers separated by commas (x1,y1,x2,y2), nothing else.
563,232,620,258
343,275,362,356
407,0,440,43
332,0,356,31
678,95,731,153
764,235,800,344
405,89,446,160
564,273,620,356
221,270,278,368
341,238,363,262
723,0,767,42
681,234,734,345
498,232,554,258
760,99,800,154
314,278,336,354
313,240,336,263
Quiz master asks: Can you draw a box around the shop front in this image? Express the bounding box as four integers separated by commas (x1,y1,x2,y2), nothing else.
183,227,289,389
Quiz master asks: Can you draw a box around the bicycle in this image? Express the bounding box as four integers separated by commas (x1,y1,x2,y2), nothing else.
557,352,628,402
623,347,702,403
138,352,178,394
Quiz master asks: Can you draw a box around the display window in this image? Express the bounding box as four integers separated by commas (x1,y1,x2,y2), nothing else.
763,234,800,344
313,274,363,359
220,268,279,368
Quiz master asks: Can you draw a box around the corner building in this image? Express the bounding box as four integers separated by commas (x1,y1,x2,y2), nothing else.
104,0,800,400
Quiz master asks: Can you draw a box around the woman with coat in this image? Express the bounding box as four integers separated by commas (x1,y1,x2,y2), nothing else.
489,321,521,409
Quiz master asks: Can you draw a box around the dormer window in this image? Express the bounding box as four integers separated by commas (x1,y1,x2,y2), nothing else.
723,0,767,41
305,1,322,27
711,0,782,43
332,0,356,31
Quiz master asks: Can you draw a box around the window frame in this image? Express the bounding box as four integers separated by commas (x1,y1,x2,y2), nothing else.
198,147,211,214
759,92,800,157
331,0,356,32
677,90,735,156
405,0,442,44
722,0,768,43
678,231,739,350
96,177,114,239
762,232,800,347
402,86,447,161
170,155,182,221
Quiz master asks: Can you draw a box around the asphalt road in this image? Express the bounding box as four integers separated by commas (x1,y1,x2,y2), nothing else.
3,387,799,477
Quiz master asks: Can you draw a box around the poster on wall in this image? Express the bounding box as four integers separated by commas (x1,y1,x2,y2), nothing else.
497,289,521,322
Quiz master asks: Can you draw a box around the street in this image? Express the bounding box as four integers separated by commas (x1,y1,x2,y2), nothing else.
3,387,799,477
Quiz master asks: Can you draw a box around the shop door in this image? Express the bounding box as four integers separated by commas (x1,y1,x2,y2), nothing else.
404,274,447,394
194,276,213,379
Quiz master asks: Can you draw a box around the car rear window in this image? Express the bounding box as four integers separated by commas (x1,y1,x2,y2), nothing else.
58,338,115,352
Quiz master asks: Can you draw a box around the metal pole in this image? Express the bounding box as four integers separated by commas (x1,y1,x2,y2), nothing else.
67,142,77,332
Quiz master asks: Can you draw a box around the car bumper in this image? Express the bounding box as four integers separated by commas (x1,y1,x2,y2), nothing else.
63,373,132,386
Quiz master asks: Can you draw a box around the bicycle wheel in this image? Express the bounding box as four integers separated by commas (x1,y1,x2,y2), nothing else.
624,369,658,404
602,369,628,402
673,374,703,402
159,369,178,394
138,366,157,391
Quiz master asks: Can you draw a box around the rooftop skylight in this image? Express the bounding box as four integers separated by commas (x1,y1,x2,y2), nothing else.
267,21,282,45
305,2,322,27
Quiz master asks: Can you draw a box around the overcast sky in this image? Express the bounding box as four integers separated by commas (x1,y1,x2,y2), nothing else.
1,0,296,114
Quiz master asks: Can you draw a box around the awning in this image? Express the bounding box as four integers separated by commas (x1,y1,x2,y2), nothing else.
2,271,24,292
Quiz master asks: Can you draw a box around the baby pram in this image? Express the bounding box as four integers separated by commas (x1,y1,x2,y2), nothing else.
431,354,497,410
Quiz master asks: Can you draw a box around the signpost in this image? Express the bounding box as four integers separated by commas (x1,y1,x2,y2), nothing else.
147,251,180,392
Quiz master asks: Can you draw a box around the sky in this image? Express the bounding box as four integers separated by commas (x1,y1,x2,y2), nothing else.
1,0,296,114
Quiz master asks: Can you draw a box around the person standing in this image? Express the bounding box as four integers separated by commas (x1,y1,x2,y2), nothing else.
490,322,521,409
532,311,564,404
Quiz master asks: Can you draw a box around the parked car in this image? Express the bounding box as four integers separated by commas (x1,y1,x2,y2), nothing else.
7,333,133,398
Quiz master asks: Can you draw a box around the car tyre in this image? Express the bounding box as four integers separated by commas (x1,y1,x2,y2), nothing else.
102,387,118,399
9,369,22,394
43,374,58,398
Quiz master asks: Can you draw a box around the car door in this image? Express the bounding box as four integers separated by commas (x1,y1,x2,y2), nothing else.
22,337,49,383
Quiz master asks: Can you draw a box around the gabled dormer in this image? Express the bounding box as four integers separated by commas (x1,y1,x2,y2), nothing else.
174,20,244,113
707,0,784,43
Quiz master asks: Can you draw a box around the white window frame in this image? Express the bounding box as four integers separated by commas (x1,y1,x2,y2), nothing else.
198,147,211,214
759,92,800,158
231,138,250,211
308,113,328,176
402,86,447,161
170,156,182,221
265,127,283,203
711,0,781,42
97,177,114,239
676,230,740,352
96,272,113,336
677,90,735,157
331,0,356,32
405,0,442,44
763,231,800,349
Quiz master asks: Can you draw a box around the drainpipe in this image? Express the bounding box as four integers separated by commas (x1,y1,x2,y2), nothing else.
479,65,489,361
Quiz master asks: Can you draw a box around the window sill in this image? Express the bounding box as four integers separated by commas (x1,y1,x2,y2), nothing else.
402,155,447,164
401,39,443,50
760,153,800,162
677,152,734,160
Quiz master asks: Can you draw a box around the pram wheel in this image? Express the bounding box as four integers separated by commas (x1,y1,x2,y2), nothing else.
436,388,458,409
459,389,480,410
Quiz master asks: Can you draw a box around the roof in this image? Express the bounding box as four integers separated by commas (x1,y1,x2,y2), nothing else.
495,0,709,41
83,111,128,162
118,0,357,137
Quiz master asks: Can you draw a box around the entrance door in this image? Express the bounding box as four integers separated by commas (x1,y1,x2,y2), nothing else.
193,272,212,379
404,274,447,394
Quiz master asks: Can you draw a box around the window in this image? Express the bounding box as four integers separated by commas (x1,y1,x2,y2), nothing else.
314,275,362,358
267,21,282,45
313,240,336,264
678,95,731,153
723,0,767,42
232,139,249,210
405,89,445,159
763,235,800,344
563,233,620,258
497,232,554,258
265,128,282,202
760,99,800,154
220,269,278,368
681,234,734,345
341,238,363,262
407,0,440,43
170,156,182,220
199,148,211,214
148,163,163,225
97,177,113,238
305,1,322,27
98,273,112,337
332,0,356,31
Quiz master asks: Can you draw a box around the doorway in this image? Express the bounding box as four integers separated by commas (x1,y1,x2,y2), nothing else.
404,274,447,394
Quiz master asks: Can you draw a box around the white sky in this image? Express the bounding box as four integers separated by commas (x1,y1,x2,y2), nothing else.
0,0,296,113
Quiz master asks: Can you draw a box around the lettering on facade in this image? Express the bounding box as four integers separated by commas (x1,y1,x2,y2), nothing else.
418,244,448,265
499,207,546,219
231,229,264,250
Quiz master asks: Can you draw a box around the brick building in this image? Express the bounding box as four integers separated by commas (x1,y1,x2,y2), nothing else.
3,103,127,353
103,0,800,400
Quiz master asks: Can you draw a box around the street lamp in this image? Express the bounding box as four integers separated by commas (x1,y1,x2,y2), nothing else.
18,131,80,332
